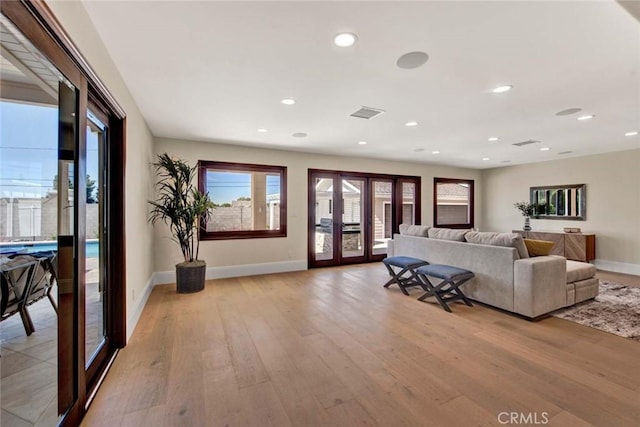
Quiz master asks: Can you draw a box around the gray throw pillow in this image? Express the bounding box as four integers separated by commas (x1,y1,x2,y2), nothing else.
465,231,529,259
399,224,430,237
427,227,470,242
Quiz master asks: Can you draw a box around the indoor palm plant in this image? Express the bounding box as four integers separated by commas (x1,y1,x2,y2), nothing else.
149,153,214,293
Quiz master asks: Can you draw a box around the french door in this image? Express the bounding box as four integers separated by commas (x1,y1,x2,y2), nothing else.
308,170,420,267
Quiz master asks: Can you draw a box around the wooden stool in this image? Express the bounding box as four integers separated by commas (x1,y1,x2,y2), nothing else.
415,264,474,312
382,256,429,295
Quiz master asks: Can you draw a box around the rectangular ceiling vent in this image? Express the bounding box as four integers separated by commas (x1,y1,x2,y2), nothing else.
512,139,540,147
350,106,385,119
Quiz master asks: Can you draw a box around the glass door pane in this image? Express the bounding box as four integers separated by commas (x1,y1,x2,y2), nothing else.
0,13,73,425
0,89,61,427
402,182,416,225
371,180,393,256
313,176,335,263
341,178,365,259
85,112,106,367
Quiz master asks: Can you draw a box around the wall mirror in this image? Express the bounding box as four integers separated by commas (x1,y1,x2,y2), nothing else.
530,184,586,220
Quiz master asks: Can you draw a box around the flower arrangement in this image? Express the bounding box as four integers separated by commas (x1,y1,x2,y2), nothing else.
514,201,547,217
514,201,536,217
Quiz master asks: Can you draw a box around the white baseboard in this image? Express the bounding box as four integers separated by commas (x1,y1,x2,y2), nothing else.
594,259,640,276
152,270,176,286
126,275,155,341
152,259,308,285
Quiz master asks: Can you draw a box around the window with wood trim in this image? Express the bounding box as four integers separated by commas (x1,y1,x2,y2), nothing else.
199,161,287,239
433,178,474,229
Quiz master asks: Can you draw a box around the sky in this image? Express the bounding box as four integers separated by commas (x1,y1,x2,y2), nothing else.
206,171,281,204
0,100,277,205
0,100,100,199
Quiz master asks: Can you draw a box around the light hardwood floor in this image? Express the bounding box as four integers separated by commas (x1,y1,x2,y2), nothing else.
81,265,640,426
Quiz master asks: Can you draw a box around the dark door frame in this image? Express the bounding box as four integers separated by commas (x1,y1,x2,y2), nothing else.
1,1,127,426
308,169,421,268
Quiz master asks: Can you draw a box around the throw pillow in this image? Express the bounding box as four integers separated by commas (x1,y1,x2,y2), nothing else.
524,239,555,257
465,231,529,259
399,224,430,237
427,227,469,242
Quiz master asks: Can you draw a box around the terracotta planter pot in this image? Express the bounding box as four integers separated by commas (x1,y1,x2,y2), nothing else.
175,260,206,293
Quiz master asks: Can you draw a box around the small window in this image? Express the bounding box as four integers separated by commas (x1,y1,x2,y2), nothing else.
433,178,474,229
199,161,287,240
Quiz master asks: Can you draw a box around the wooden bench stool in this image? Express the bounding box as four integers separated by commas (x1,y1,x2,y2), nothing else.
382,256,429,296
415,264,474,312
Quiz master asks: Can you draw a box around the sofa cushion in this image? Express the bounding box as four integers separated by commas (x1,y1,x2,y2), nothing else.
523,239,555,257
399,224,430,237
428,227,469,242
465,231,529,259
566,260,597,283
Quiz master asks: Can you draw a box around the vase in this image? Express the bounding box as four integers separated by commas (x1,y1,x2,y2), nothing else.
523,216,532,231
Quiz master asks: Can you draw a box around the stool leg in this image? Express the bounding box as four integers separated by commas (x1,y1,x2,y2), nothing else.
397,269,411,296
383,265,411,295
417,277,453,312
448,277,474,307
383,264,401,288
430,281,454,312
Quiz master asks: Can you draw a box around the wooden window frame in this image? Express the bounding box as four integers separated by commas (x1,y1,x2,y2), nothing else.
199,160,287,240
433,177,475,229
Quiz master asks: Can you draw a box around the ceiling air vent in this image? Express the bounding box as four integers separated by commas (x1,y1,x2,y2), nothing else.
512,139,540,147
350,106,385,120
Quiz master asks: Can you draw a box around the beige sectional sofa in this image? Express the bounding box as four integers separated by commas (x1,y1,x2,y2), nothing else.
387,226,599,319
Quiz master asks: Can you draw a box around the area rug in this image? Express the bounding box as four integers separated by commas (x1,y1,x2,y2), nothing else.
552,281,640,342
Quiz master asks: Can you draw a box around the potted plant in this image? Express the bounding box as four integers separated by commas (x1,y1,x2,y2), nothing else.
149,153,214,293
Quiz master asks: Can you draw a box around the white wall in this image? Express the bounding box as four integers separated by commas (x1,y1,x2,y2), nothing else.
481,149,640,274
46,1,156,339
153,138,482,279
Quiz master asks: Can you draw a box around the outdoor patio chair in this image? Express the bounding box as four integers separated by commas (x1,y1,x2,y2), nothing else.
1,252,58,335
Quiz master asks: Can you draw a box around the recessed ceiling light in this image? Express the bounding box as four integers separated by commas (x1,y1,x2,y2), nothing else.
396,51,429,69
432,150,441,154
556,108,582,116
488,137,499,142
500,160,512,163
281,98,296,105
577,115,594,121
405,121,418,127
413,148,425,152
558,151,573,155
540,147,550,151
482,157,490,161
334,32,358,47
257,128,268,133
292,132,307,138
625,131,639,136
358,141,367,145
492,85,513,94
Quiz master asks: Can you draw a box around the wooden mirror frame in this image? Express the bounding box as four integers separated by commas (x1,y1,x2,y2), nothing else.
530,184,586,221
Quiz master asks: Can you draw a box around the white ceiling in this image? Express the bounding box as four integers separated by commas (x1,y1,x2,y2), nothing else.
81,0,640,169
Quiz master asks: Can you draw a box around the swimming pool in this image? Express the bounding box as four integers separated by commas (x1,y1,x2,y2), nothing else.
0,240,100,258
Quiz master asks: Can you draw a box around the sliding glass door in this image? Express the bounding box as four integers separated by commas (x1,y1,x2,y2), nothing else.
309,170,420,267
1,3,126,425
